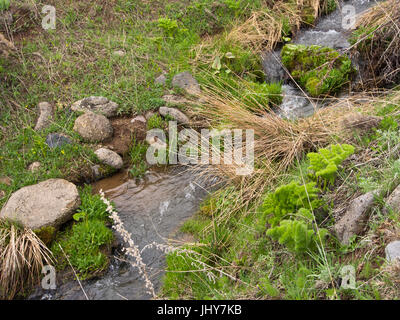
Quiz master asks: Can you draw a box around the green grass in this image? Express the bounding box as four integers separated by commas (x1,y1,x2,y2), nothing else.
161,104,400,299
129,138,149,178
51,186,113,279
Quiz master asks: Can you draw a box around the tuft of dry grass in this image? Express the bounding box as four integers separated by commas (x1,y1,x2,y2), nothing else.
352,0,400,88
188,78,382,216
0,220,53,299
226,0,324,52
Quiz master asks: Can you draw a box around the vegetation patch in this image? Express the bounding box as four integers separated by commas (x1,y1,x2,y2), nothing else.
281,44,354,97
51,186,113,279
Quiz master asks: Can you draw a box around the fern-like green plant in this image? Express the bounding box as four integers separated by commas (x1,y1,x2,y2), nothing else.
266,219,328,253
307,144,355,188
262,181,322,227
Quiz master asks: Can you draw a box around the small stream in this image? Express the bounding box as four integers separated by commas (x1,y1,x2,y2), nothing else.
31,0,380,300
263,0,380,119
30,167,218,300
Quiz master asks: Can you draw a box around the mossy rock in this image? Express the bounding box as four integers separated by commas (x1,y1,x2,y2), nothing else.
281,44,355,97
34,226,57,246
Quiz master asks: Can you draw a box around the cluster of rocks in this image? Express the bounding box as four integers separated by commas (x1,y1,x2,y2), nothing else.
0,72,202,236
333,185,400,263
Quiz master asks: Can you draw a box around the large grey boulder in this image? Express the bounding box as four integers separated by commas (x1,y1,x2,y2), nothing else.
172,72,201,95
34,102,53,131
71,96,119,118
385,241,400,263
159,107,189,125
94,148,123,169
0,179,80,230
73,112,113,142
334,190,379,244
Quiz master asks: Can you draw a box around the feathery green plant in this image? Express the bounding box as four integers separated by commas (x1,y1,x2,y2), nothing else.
266,219,328,253
262,181,322,227
307,144,355,188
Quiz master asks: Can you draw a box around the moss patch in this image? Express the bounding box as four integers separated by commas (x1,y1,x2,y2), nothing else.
281,44,354,97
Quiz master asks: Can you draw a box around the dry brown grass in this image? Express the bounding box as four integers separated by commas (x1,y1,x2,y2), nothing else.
188,78,382,213
0,220,53,299
352,0,400,88
226,0,323,52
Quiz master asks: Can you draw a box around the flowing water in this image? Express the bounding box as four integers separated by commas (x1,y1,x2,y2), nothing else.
30,167,218,300
30,0,380,300
262,0,381,119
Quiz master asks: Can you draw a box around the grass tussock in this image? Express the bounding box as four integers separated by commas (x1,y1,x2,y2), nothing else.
0,220,53,299
189,78,379,214
227,0,325,52
352,0,400,88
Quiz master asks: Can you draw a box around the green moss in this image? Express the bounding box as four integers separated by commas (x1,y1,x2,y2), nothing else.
281,44,355,97
34,226,57,246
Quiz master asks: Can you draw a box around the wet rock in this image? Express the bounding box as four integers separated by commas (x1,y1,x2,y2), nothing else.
34,102,53,131
131,115,146,124
385,241,400,263
172,72,200,95
94,148,123,169
0,179,80,230
155,73,167,85
334,190,380,244
0,176,12,186
27,162,41,172
159,107,189,125
261,50,285,83
46,133,72,149
71,96,119,118
73,112,113,143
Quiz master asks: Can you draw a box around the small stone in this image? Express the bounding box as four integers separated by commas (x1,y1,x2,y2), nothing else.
34,102,53,131
155,73,167,85
0,179,80,230
46,133,72,149
162,94,190,106
0,176,12,186
91,165,102,179
73,112,113,143
384,184,400,214
113,50,126,57
159,107,190,124
145,111,156,120
28,162,41,172
386,241,400,263
172,72,201,95
334,190,380,244
95,148,123,169
0,190,5,199
71,96,119,118
131,115,146,124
